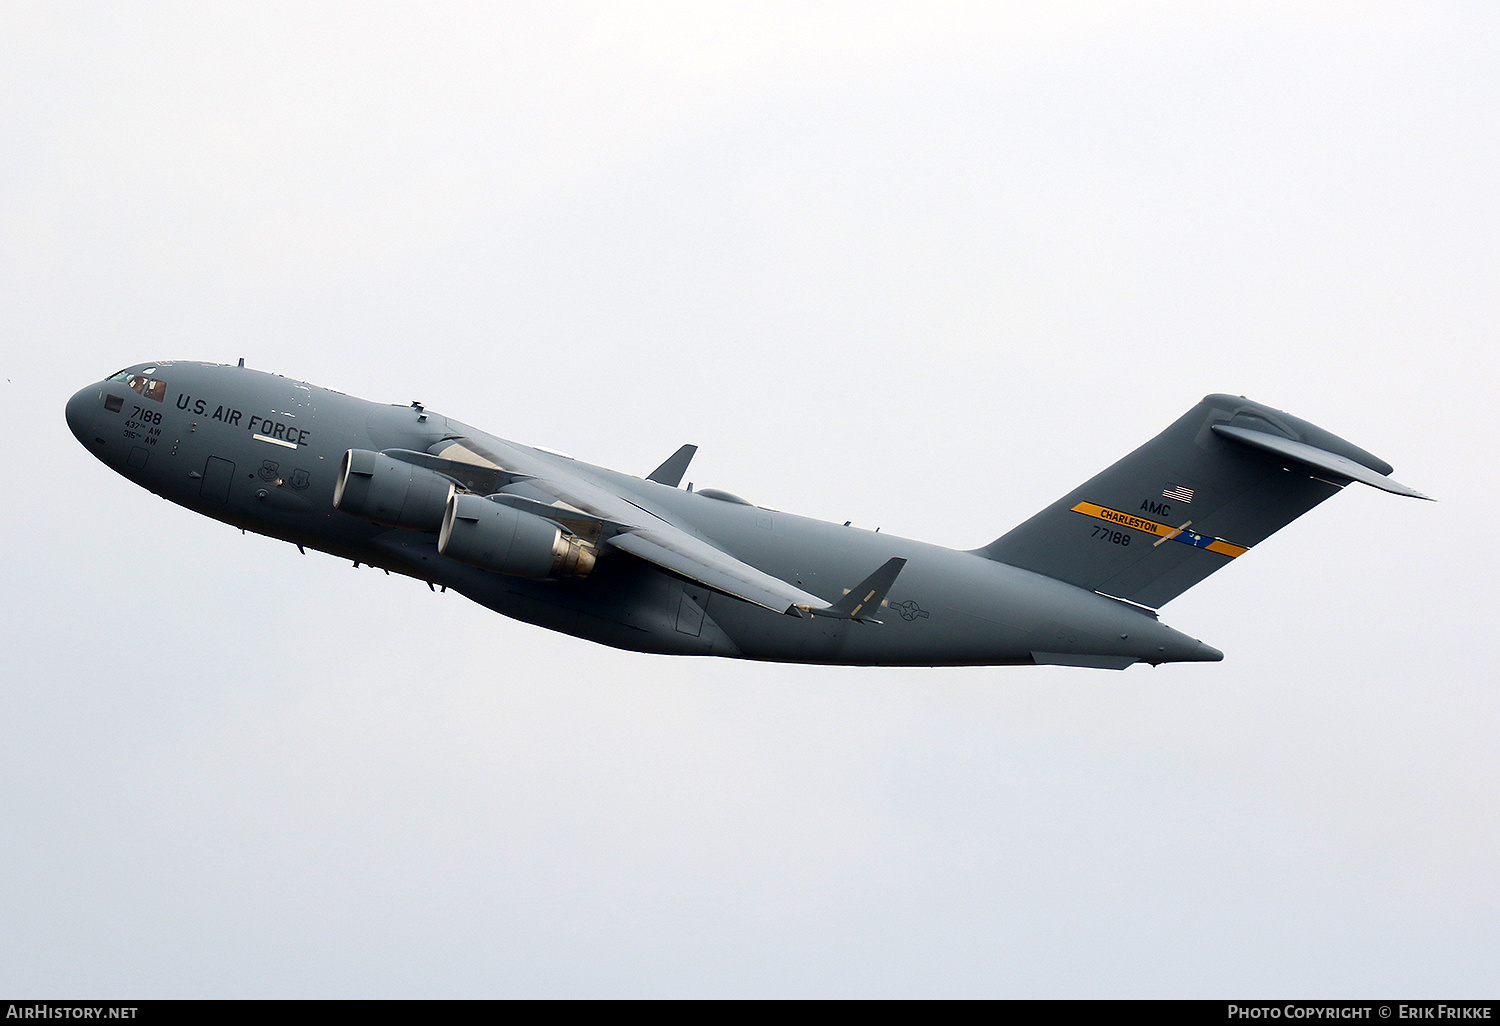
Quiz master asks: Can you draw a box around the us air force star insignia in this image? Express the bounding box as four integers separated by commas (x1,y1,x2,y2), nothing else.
890,600,929,621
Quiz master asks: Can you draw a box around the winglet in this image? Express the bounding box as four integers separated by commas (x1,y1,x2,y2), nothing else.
646,444,698,487
812,557,907,623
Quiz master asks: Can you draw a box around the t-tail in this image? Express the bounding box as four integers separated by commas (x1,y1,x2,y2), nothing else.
977,394,1428,610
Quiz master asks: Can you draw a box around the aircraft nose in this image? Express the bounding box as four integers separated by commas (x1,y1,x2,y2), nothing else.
65,384,99,446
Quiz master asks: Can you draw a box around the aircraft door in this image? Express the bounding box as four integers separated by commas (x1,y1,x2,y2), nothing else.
201,456,235,503
675,585,707,637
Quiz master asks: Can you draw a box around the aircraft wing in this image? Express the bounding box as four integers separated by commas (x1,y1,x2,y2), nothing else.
607,527,829,617
429,433,903,619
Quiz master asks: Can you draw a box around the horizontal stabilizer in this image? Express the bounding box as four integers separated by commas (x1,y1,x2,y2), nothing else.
1211,424,1431,499
646,444,698,487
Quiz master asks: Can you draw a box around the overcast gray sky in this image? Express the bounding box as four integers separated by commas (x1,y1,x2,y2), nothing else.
3,1,1497,998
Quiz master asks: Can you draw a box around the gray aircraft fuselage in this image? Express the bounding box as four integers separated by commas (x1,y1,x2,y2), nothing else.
67,361,1418,669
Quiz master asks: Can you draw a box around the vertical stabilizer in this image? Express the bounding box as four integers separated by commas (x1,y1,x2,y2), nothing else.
976,395,1423,608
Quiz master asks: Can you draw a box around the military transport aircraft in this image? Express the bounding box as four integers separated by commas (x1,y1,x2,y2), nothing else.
65,362,1426,669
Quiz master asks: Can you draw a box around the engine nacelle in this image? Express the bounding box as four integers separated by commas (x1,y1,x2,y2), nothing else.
334,449,455,531
438,492,596,578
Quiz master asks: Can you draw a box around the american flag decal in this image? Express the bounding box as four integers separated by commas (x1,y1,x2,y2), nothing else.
1162,484,1194,503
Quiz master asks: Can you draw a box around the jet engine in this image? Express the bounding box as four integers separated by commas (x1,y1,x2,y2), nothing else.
334,449,455,531
439,492,596,578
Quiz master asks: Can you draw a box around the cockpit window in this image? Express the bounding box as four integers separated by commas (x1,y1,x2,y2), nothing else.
126,375,167,402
